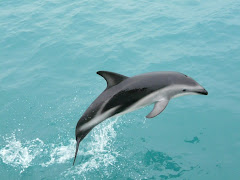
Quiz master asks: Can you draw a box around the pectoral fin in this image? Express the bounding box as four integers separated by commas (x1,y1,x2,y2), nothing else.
146,99,169,118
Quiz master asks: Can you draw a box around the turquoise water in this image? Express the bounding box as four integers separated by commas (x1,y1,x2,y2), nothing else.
1,0,240,179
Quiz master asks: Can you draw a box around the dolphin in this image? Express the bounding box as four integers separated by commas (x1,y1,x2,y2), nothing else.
73,71,208,165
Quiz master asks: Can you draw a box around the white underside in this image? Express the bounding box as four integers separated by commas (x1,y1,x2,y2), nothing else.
79,85,198,131
79,106,119,131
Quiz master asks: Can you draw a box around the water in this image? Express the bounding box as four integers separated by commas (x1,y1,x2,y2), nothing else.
0,0,240,179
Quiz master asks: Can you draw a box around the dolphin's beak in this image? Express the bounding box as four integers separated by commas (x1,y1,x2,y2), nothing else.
73,138,81,166
196,88,208,95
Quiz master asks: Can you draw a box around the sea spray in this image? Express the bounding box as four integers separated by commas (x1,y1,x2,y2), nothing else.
0,133,44,172
64,117,119,177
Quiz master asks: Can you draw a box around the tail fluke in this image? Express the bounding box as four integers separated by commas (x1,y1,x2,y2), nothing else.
73,138,80,166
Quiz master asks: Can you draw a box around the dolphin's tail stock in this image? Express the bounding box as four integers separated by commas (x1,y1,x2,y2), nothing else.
73,137,81,166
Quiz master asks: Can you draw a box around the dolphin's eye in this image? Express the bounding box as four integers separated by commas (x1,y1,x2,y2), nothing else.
183,89,186,92
184,75,187,77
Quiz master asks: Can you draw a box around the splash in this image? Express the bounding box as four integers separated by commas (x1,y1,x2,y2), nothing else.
41,139,76,167
64,117,119,177
0,117,119,177
0,133,44,171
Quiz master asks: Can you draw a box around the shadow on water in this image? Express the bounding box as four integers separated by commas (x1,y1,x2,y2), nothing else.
141,150,194,179
184,136,200,144
143,150,181,171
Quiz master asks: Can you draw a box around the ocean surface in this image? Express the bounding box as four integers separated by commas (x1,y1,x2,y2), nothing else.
0,0,240,179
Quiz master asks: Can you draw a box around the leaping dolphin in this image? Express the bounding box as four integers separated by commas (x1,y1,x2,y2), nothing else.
73,71,208,165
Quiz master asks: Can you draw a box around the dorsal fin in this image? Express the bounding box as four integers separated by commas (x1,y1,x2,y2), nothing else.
97,71,128,89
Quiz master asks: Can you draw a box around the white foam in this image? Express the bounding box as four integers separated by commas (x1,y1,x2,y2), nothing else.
0,133,44,171
41,139,76,167
64,117,119,177
0,117,119,176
